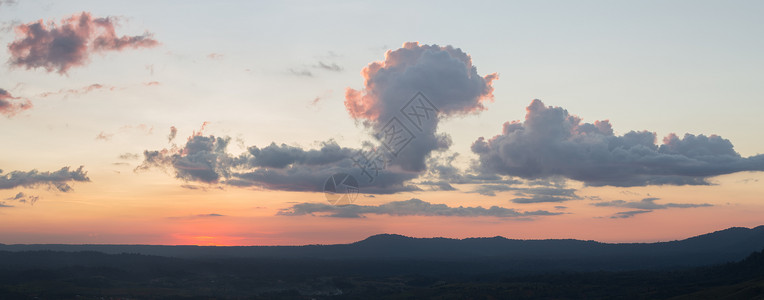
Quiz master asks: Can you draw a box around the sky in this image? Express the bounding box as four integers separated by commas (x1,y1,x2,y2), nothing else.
1,0,763,246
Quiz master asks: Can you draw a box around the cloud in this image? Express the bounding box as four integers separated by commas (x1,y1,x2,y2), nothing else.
289,69,313,77
0,166,90,192
167,126,177,142
470,184,516,196
510,187,581,203
593,197,712,209
611,210,652,219
5,192,38,205
1,20,21,33
138,130,422,194
417,180,457,191
243,142,354,168
95,131,113,141
0,0,17,6
472,99,764,187
314,61,342,72
168,213,226,220
465,178,582,203
37,83,114,98
0,88,32,117
198,213,223,217
345,42,497,172
425,153,520,186
231,140,421,194
138,135,233,183
277,198,561,219
118,153,140,160
207,53,223,60
8,12,158,74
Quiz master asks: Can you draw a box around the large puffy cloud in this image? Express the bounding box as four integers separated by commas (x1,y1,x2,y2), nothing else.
8,12,158,74
277,198,561,218
345,42,497,172
0,88,31,117
472,100,764,187
0,166,90,192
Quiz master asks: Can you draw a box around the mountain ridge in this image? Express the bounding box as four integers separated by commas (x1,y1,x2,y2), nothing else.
0,225,762,272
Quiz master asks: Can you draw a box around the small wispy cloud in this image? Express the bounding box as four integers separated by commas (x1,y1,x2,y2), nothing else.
278,198,562,219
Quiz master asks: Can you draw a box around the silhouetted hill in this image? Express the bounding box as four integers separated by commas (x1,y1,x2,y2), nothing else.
1,225,763,272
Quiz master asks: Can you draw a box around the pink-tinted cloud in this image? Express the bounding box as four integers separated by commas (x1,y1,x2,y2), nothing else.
344,42,497,172
345,42,497,121
0,88,32,118
8,12,158,74
37,83,115,98
168,126,178,142
95,131,113,141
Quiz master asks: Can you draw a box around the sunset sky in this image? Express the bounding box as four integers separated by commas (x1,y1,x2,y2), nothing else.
1,1,763,246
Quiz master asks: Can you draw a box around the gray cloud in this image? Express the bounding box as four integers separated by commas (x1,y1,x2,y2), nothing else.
5,192,38,205
242,141,354,168
0,88,32,118
426,154,520,185
168,213,225,220
466,180,582,204
611,210,652,219
345,42,497,173
512,195,577,204
168,126,177,142
0,166,90,192
118,153,140,160
417,180,457,191
8,12,158,74
95,132,113,141
511,187,582,203
138,135,233,183
139,133,421,194
277,198,562,219
472,99,764,187
37,83,114,98
314,61,342,72
470,184,516,196
289,69,313,77
593,197,712,210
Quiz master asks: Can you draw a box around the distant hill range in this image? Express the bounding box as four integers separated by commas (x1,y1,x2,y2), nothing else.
2,225,764,272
